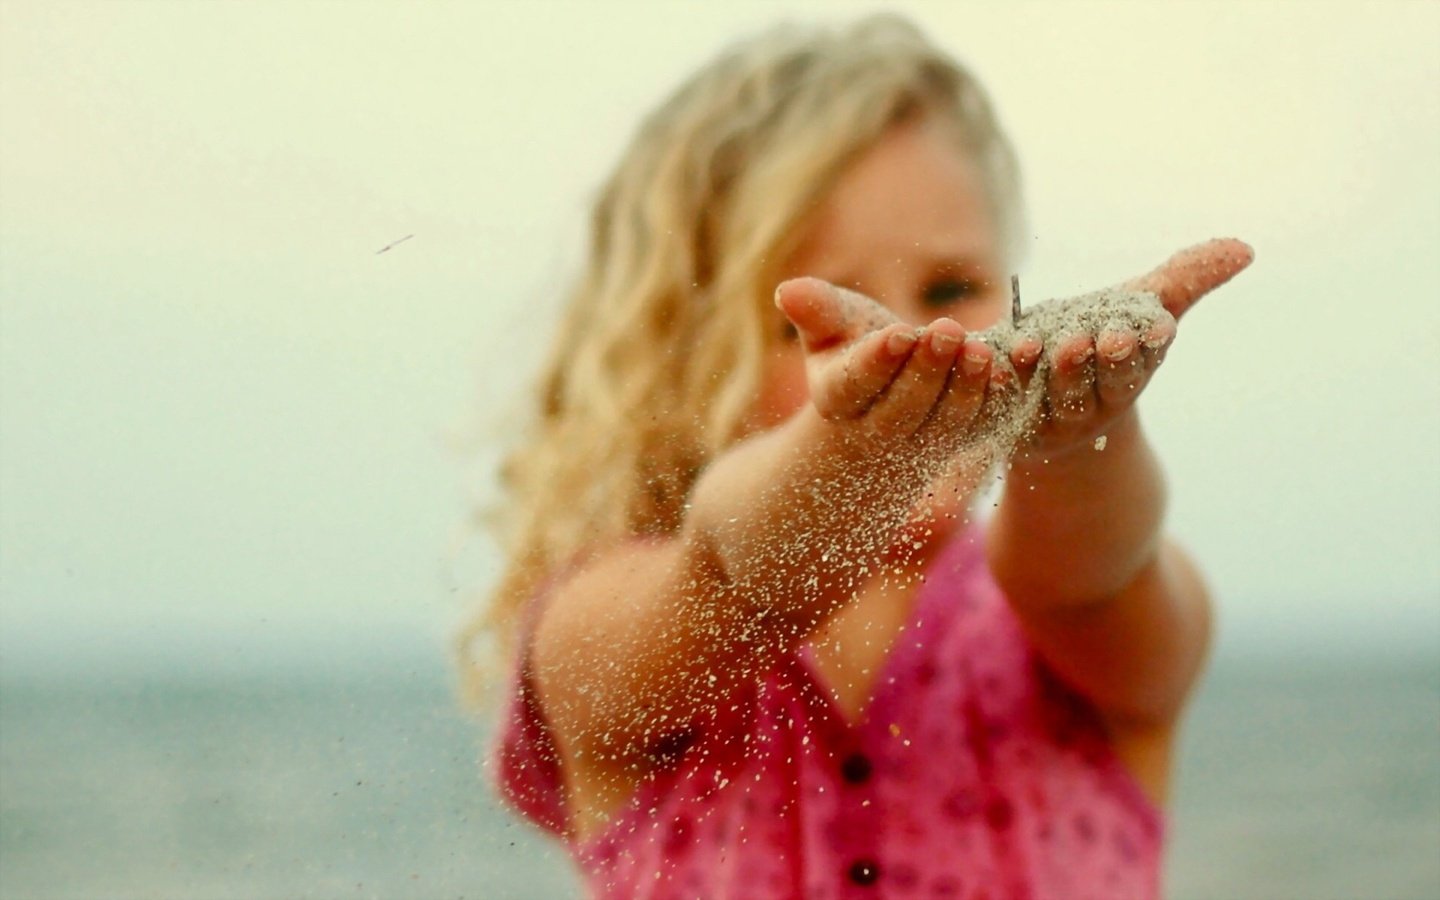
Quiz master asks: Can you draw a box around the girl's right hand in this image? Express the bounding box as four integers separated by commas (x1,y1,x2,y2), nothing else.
775,277,1003,458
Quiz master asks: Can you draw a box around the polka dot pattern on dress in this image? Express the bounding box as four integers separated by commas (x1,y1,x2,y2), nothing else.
492,525,1164,898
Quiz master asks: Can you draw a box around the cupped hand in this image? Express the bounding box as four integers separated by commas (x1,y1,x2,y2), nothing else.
1005,238,1254,458
774,277,1006,459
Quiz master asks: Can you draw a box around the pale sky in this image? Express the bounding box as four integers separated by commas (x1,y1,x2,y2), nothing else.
1,0,1437,673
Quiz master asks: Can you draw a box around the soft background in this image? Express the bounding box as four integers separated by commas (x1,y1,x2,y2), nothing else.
1,1,1436,898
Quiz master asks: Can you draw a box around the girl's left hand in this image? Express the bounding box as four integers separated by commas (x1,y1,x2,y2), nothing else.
1006,238,1253,459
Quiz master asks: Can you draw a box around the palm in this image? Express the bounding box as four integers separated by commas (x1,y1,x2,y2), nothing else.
1010,238,1255,456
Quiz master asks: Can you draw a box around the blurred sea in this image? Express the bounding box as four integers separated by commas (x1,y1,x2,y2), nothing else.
2,649,1437,900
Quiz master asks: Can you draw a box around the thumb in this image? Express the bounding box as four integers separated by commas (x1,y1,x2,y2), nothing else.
1123,238,1255,321
775,277,895,353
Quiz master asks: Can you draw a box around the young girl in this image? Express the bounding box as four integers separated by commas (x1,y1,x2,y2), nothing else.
463,15,1252,899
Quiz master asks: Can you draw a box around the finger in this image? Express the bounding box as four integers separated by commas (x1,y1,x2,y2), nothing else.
1095,329,1145,408
820,324,918,418
928,338,991,434
1046,334,1097,425
869,321,963,435
1139,315,1177,371
775,277,893,352
1008,337,1043,390
1122,238,1254,321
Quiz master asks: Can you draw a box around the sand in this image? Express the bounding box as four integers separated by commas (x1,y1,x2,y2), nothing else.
969,285,1170,461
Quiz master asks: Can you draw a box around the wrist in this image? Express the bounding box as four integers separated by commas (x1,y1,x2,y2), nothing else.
1009,409,1144,480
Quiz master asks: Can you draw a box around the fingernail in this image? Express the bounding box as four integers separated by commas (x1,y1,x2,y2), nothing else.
930,332,960,354
1102,341,1132,362
962,345,989,375
887,331,917,355
1142,332,1169,349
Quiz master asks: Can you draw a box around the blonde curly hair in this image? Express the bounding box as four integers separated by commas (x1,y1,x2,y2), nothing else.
456,13,1024,705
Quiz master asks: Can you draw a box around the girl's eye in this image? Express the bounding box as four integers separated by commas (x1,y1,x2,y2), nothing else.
922,278,981,307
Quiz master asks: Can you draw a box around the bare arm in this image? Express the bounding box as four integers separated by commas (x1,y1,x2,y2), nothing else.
987,239,1253,727
531,279,1002,771
989,411,1212,725
528,408,892,768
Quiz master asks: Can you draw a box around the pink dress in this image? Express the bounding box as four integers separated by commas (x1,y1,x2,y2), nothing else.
489,526,1164,899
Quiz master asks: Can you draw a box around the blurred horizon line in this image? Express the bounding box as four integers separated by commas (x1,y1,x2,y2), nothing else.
1,605,1435,685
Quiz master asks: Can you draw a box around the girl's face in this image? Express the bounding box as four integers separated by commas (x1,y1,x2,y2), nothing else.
751,116,1009,432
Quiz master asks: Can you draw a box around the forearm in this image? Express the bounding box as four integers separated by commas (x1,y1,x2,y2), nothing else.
684,409,923,624
532,412,931,766
988,411,1167,610
533,410,918,765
